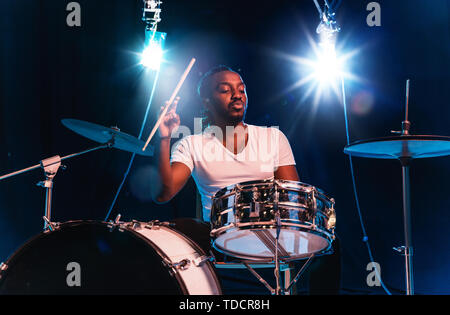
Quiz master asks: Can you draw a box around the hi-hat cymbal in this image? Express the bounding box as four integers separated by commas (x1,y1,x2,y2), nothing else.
62,119,154,156
344,135,450,159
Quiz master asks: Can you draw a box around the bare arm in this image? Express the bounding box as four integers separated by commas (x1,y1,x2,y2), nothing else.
274,165,300,181
152,97,192,203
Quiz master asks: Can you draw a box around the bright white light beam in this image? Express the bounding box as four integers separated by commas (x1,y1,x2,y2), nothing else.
140,30,166,70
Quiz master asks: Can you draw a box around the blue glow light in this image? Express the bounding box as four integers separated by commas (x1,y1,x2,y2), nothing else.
312,41,343,84
141,30,166,70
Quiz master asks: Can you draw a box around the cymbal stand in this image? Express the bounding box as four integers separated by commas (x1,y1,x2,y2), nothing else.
391,79,414,295
273,188,283,295
37,155,62,231
0,141,114,231
393,156,414,295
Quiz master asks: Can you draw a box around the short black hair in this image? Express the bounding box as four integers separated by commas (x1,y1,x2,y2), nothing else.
197,65,236,99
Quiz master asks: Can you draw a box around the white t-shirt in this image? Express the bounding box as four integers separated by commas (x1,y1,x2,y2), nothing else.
170,124,296,222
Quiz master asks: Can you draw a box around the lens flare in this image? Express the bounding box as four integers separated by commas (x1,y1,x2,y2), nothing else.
266,29,361,109
140,31,166,70
312,42,343,84
141,42,163,70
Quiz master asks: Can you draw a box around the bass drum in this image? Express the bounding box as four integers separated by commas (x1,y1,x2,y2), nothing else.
0,220,222,295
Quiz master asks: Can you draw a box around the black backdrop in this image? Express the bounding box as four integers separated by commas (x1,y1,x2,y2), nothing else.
0,0,449,294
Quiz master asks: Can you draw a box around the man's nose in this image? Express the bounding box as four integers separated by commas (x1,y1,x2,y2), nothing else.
232,90,243,100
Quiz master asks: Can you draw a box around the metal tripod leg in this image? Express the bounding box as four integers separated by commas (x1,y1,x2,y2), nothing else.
394,158,414,295
285,253,315,293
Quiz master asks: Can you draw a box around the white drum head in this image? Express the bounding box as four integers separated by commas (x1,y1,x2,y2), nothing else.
213,228,330,261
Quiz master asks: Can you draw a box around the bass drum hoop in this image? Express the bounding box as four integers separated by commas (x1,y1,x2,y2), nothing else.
126,221,222,295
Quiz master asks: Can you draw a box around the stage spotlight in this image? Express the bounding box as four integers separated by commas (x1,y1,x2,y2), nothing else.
312,3,342,85
312,41,342,84
141,30,166,70
140,0,166,70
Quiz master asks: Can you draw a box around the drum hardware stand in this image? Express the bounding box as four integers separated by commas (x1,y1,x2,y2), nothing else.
341,79,449,296
392,154,414,295
42,216,60,232
242,188,314,296
243,262,277,295
390,79,414,295
241,253,316,296
37,155,62,231
0,140,114,231
273,188,283,295
285,253,315,293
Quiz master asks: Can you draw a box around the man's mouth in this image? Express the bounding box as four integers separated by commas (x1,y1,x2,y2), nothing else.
230,102,244,110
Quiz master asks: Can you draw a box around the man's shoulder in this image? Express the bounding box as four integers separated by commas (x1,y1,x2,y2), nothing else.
249,124,284,135
173,132,207,145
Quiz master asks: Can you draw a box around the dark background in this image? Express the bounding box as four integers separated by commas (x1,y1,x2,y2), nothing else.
1,0,449,294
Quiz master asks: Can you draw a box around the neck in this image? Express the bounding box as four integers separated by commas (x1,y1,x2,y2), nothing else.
211,120,245,135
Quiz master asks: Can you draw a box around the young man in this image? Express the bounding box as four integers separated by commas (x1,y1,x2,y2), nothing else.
154,65,340,295
154,65,299,221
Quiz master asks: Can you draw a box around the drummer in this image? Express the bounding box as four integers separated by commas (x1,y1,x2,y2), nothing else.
153,65,340,295
153,65,299,222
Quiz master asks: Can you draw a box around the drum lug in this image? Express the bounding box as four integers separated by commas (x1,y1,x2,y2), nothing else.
164,255,213,271
107,214,123,232
192,255,214,267
145,220,162,230
165,258,191,271
327,212,336,230
250,187,261,218
0,262,7,280
326,200,337,230
42,217,60,233
0,262,8,272
145,220,173,230
126,220,141,230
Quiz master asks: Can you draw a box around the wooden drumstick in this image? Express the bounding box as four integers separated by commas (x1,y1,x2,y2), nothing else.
142,58,196,151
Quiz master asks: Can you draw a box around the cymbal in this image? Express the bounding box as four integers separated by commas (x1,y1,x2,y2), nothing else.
62,119,154,156
344,135,450,160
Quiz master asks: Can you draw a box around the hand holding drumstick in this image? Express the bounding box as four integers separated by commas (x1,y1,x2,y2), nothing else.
158,96,181,139
142,58,196,151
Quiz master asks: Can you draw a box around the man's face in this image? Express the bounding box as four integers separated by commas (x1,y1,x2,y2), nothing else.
205,70,248,126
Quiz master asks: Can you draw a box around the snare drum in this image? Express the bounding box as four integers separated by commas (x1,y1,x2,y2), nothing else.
210,179,336,262
0,220,222,295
